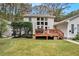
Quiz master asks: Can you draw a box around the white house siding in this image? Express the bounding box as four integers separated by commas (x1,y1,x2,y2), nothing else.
67,17,79,38
48,18,54,29
31,18,37,35
55,22,68,38
23,17,36,35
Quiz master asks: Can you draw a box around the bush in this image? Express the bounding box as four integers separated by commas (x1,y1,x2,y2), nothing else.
11,22,33,38
72,34,79,40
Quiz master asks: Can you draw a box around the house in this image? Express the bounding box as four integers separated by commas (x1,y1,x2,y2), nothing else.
3,14,79,39
23,14,55,32
23,14,55,39
3,14,55,38
55,14,79,39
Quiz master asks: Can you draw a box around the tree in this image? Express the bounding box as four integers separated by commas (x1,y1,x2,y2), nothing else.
0,19,8,37
65,9,79,19
0,3,32,37
32,3,71,22
0,3,32,22
11,22,32,38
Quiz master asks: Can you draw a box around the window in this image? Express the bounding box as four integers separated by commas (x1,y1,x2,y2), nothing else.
71,24,74,34
45,27,47,30
41,26,43,29
77,24,79,34
36,17,48,30
29,17,31,21
41,22,44,25
37,17,40,21
45,22,48,25
41,18,44,21
37,22,40,25
45,18,47,21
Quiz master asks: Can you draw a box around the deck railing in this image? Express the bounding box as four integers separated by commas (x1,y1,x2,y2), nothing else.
35,28,64,39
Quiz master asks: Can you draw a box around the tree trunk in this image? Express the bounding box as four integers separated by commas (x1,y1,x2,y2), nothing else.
19,28,21,37
0,31,2,37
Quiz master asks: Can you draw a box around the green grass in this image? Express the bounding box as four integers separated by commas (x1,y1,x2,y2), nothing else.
0,38,79,56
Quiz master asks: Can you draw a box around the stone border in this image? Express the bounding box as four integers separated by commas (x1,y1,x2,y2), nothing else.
64,39,79,45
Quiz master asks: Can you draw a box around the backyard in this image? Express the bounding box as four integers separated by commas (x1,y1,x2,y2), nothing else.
0,38,79,56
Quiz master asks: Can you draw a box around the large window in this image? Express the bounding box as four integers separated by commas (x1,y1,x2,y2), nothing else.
36,17,48,29
71,24,74,34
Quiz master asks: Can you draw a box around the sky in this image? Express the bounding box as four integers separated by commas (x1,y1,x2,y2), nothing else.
32,3,79,14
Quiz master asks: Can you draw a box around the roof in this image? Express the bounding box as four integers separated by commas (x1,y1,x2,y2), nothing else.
54,14,79,25
65,14,79,21
23,14,55,18
54,20,68,25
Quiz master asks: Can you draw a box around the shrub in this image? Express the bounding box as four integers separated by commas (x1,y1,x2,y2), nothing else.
11,22,33,38
72,34,79,40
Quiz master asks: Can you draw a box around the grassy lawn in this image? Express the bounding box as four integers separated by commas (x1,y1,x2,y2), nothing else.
0,38,79,56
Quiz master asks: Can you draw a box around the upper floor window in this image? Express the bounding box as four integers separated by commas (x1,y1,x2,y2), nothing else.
41,18,44,21
45,18,47,21
37,17,40,21
29,17,31,21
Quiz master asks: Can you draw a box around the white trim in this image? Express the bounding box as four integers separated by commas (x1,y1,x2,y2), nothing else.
54,20,69,25
54,14,79,25
65,39,79,45
24,14,55,18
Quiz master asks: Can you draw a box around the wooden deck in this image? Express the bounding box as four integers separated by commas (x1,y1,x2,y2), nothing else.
34,29,64,40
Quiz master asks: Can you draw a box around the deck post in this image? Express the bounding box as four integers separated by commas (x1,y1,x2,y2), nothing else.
46,36,48,40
